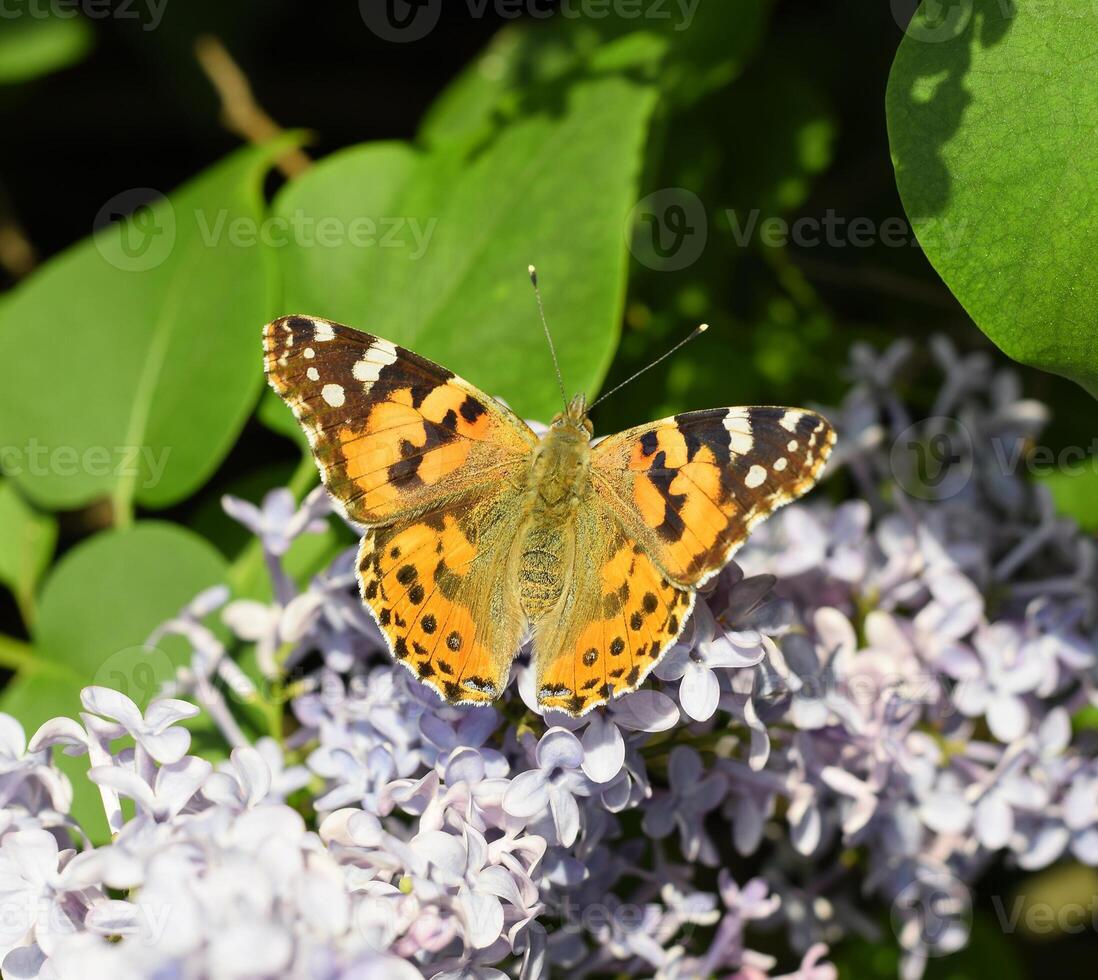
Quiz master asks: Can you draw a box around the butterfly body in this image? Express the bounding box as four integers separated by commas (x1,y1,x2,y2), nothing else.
263,314,835,715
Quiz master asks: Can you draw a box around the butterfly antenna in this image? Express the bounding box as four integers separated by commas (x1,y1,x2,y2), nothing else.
588,323,709,411
529,265,568,409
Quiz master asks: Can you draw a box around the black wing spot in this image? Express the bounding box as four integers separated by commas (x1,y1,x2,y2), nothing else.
396,565,418,585
642,592,658,614
393,637,409,659
459,397,486,425
583,648,599,666
447,631,462,652
421,614,437,634
408,584,425,605
640,430,659,457
630,611,644,631
610,637,625,656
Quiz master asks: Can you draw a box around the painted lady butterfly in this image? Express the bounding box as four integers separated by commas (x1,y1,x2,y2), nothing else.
263,290,834,715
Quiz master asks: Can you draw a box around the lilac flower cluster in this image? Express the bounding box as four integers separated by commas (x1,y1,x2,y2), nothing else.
2,338,1095,980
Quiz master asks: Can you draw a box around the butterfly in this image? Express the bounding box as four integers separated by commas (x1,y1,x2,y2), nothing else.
263,305,834,716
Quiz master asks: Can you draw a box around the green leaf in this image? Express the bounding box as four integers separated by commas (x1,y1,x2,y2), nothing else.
0,11,93,85
275,78,657,420
0,139,298,516
0,480,56,625
419,1,769,152
887,0,1098,398
34,521,227,683
1037,463,1098,533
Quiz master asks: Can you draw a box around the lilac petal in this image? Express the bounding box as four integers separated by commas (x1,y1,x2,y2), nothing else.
230,745,272,807
919,791,971,835
28,717,88,754
456,708,499,747
680,662,720,722
136,726,191,765
445,748,487,787
0,716,26,758
704,635,763,669
974,794,1013,850
986,693,1027,742
1017,823,1070,870
220,494,264,533
458,889,504,949
475,865,524,909
89,766,156,812
1038,708,1071,756
415,830,467,884
142,698,199,732
952,679,991,717
535,728,583,771
1063,779,1098,830
548,785,581,846
667,745,703,789
1,944,46,980
156,756,214,815
80,687,142,728
580,715,625,784
503,770,550,819
652,643,690,682
84,899,143,936
1070,827,1098,864
611,690,679,732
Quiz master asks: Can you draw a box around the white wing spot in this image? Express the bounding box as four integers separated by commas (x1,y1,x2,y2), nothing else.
773,457,788,472
313,321,336,342
304,348,315,359
307,367,320,381
787,439,799,452
745,464,767,489
322,383,345,407
779,412,800,432
723,412,754,455
352,340,399,388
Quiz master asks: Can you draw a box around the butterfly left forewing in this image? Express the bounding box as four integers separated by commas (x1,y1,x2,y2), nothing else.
263,315,537,526
591,407,835,588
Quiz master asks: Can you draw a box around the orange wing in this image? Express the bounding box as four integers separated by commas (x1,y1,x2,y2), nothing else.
591,407,835,587
356,487,528,707
263,315,536,526
534,511,695,715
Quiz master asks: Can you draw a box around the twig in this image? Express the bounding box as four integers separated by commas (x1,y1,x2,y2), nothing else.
194,35,311,179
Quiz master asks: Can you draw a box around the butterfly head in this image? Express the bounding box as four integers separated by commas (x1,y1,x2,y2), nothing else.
551,392,593,437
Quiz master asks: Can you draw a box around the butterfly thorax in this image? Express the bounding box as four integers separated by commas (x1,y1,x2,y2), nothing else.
516,405,594,616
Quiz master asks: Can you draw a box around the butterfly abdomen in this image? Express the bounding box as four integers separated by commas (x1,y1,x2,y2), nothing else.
515,419,592,617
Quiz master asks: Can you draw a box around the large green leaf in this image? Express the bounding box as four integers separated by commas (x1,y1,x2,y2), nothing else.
0,480,56,625
419,1,769,153
274,78,657,420
0,140,296,514
34,521,227,683
0,11,93,85
887,0,1098,398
